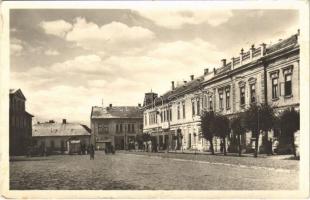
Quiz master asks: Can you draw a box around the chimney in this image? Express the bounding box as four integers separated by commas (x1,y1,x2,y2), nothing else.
213,67,216,74
62,119,66,124
204,68,209,75
171,81,175,90
221,59,226,67
190,75,194,81
138,103,141,107
297,29,300,36
109,104,112,108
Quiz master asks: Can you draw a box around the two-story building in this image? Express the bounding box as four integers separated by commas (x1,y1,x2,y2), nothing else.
90,104,143,150
143,31,300,153
9,89,33,156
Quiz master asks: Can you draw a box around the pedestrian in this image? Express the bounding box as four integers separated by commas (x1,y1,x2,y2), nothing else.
220,140,224,153
89,144,95,160
268,138,273,155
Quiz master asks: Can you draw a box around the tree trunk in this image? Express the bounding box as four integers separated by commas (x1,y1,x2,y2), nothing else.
291,135,296,157
254,131,259,158
209,139,215,155
223,137,227,156
237,133,241,157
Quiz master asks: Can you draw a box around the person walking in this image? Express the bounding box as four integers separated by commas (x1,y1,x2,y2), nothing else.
220,140,224,153
89,144,95,160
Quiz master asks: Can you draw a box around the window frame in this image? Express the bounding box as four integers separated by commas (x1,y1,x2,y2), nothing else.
240,86,245,106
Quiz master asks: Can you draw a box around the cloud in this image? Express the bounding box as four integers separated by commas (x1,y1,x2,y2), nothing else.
44,49,60,56
10,38,24,55
136,10,233,29
40,19,72,37
11,44,23,55
87,79,107,88
65,17,155,54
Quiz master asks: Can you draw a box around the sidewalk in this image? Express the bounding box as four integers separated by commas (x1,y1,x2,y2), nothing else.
120,150,299,171
123,149,296,160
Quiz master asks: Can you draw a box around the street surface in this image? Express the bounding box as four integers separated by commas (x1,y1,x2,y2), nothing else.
10,151,299,190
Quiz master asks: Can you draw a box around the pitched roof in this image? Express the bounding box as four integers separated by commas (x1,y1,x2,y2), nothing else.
91,106,143,119
9,88,26,100
33,122,91,137
266,34,298,54
146,76,204,107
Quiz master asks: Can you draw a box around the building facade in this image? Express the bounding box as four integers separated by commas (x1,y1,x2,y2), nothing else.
9,89,33,156
143,31,300,153
90,104,143,150
32,119,91,155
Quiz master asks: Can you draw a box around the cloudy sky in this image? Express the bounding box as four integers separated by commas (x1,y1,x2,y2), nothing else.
10,9,299,125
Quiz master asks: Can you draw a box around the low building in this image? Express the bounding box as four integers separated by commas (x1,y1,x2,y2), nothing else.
9,88,33,156
32,119,91,154
90,104,143,150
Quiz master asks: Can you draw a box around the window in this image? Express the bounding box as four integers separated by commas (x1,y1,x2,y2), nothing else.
182,101,186,118
250,84,256,103
103,126,108,134
197,99,200,115
120,124,123,132
128,124,131,132
163,110,166,122
177,104,180,120
284,74,292,96
192,100,195,116
132,124,135,132
116,124,119,133
272,78,278,99
226,89,230,109
209,96,213,110
169,108,172,121
160,112,163,123
219,92,223,109
240,86,245,106
144,114,147,126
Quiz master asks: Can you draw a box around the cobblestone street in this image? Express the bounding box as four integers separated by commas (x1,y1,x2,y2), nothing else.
10,151,299,190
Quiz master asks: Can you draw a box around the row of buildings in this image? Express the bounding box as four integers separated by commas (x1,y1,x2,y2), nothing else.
9,89,91,156
142,31,300,152
10,31,300,155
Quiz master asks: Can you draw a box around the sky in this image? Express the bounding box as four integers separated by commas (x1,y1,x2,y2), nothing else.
9,9,299,125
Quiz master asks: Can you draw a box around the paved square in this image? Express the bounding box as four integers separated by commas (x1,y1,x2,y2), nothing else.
10,152,299,190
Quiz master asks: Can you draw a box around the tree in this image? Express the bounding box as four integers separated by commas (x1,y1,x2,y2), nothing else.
231,115,246,156
243,103,275,157
213,114,230,155
201,111,216,155
278,108,300,157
